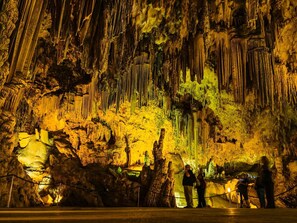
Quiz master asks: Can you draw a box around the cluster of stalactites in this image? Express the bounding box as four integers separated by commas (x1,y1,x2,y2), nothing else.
174,108,213,154
7,0,48,83
214,0,279,107
4,0,297,116
0,0,18,88
216,33,276,106
94,0,289,111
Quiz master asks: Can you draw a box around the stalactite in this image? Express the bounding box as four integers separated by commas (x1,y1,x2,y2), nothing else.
193,34,205,83
273,65,285,108
288,74,297,105
80,0,102,70
187,113,193,150
56,0,67,44
2,87,25,113
193,111,198,151
213,0,232,28
248,37,274,107
0,0,18,88
181,40,188,82
73,96,82,119
40,95,60,115
246,0,258,29
82,94,90,119
160,49,179,98
7,0,48,82
188,38,195,81
230,37,248,103
101,90,109,112
199,109,209,152
111,53,151,110
76,0,96,44
216,32,231,91
275,64,297,108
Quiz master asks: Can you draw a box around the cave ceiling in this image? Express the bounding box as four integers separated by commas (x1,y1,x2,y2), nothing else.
0,0,297,207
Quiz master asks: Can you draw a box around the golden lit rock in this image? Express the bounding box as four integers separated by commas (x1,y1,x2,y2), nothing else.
0,0,297,208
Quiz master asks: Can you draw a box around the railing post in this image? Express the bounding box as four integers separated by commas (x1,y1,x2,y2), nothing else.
7,175,14,208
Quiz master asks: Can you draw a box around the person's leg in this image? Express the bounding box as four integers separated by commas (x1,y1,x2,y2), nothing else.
188,186,193,207
257,188,265,208
243,190,250,208
184,186,190,207
201,188,206,207
197,189,201,207
197,189,202,207
239,192,243,208
265,185,275,208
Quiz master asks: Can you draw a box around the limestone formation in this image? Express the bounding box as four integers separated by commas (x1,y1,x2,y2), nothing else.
0,0,297,208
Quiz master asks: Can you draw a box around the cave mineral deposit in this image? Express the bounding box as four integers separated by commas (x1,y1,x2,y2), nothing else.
0,0,297,208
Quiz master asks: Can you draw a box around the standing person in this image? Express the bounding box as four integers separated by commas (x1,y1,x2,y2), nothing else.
182,164,196,208
236,173,250,208
196,173,207,208
255,170,265,208
260,156,275,208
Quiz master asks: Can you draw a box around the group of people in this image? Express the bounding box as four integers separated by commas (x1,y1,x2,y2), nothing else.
237,156,275,208
182,164,207,208
183,155,275,209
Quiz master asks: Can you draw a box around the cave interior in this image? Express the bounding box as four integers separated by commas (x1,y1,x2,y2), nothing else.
0,0,297,208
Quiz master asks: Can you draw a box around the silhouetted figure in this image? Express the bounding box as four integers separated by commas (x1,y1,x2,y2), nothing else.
260,156,275,208
236,173,250,208
182,164,196,208
196,173,206,208
255,169,265,208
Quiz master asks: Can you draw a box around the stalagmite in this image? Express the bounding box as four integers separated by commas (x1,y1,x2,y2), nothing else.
160,161,176,208
144,129,175,207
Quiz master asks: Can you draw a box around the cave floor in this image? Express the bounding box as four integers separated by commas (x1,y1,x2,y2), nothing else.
0,207,296,223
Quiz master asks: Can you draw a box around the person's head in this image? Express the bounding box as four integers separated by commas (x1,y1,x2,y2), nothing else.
260,156,269,167
185,164,191,171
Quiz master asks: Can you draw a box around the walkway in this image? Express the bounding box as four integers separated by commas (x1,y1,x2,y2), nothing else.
0,207,297,223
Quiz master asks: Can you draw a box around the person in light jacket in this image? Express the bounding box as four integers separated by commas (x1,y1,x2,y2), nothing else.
182,164,196,208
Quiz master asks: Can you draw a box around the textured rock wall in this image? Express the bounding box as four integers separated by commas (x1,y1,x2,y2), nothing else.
0,0,297,207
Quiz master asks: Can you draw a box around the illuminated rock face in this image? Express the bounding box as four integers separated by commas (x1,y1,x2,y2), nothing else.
0,0,297,207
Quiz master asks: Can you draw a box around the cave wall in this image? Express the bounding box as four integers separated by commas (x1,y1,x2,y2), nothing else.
0,0,297,207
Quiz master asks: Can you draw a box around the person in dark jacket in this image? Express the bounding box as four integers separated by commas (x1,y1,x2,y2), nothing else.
236,173,250,208
255,165,266,208
182,164,196,208
260,156,275,208
196,172,207,208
